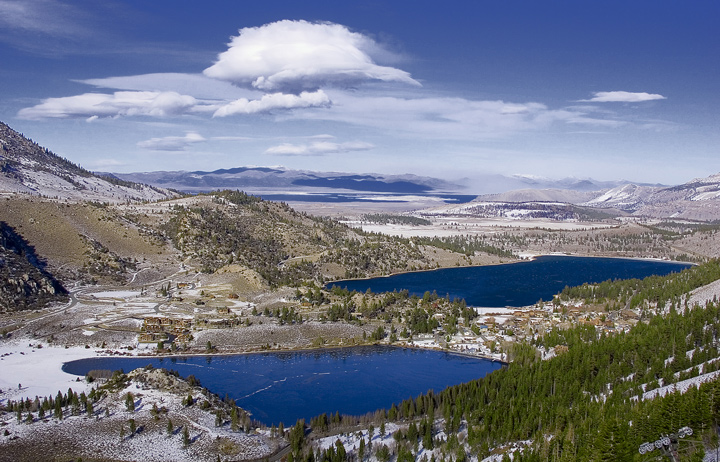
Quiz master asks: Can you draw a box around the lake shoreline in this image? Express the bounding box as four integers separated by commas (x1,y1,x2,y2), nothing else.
326,252,694,288
327,254,693,308
61,344,505,426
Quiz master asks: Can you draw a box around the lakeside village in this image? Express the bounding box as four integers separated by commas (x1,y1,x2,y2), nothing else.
131,279,644,361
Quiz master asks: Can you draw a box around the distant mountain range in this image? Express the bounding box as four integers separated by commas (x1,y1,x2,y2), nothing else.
3,120,720,221
101,167,460,195
444,173,720,221
106,168,643,197
583,174,720,220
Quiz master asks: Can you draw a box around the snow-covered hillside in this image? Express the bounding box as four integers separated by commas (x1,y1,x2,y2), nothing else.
0,122,176,203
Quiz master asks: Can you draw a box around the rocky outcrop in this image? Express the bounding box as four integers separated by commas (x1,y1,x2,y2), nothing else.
0,222,68,311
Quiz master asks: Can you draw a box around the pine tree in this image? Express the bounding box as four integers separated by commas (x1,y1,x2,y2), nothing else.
182,425,190,447
359,438,366,461
54,397,63,420
230,406,239,431
125,392,135,412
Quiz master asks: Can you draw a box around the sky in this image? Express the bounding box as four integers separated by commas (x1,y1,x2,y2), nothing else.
1,0,719,189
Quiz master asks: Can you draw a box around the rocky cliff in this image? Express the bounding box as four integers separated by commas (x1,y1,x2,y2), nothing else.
0,222,68,311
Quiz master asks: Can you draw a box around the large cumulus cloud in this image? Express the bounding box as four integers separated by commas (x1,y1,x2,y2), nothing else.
203,20,420,93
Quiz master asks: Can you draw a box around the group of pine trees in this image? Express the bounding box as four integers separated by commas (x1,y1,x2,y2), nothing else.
5,386,101,424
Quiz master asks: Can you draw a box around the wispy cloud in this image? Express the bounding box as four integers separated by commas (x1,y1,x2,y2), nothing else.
86,158,125,169
203,20,420,93
17,91,214,120
0,0,88,38
265,140,374,156
213,90,331,117
289,90,601,140
14,17,668,145
137,132,206,151
79,73,258,101
581,91,667,103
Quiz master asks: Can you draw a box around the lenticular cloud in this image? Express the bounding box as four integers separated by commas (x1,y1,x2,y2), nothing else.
17,91,201,120
203,20,419,93
212,90,330,117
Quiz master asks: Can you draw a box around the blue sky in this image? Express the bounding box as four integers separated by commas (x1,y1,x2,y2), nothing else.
1,0,718,188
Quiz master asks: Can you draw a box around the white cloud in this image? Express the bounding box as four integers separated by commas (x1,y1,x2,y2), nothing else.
0,0,87,37
213,90,331,117
17,91,213,120
203,20,419,92
137,132,206,151
582,91,667,103
265,140,375,156
79,73,258,100
288,90,591,140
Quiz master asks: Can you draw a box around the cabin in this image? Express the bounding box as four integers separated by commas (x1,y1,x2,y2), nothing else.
174,333,192,344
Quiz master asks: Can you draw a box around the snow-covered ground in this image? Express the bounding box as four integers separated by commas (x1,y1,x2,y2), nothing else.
351,217,613,238
0,340,99,403
639,369,720,401
0,365,279,461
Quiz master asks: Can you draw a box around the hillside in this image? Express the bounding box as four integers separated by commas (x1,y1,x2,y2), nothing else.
0,222,67,311
154,190,484,285
421,171,720,222
0,190,501,299
583,175,720,220
0,122,176,203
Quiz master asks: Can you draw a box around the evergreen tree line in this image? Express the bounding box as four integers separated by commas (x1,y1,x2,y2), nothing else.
557,259,720,311
414,235,514,258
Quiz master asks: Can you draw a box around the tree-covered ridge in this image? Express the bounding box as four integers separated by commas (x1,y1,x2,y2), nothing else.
413,235,514,258
361,214,433,226
161,191,439,286
557,259,720,311
0,121,91,181
318,285,475,339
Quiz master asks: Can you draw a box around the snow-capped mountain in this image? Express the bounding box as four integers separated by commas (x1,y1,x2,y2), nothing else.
425,172,720,222
0,122,176,203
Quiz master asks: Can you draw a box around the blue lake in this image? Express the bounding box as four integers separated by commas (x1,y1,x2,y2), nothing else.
328,255,692,307
62,346,502,426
